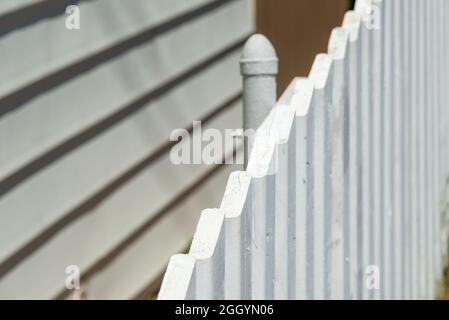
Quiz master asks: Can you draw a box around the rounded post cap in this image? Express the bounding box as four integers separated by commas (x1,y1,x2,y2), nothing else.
240,34,278,76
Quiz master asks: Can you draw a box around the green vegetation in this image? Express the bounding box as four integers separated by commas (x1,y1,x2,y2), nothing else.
437,241,449,300
147,292,157,300
348,0,356,10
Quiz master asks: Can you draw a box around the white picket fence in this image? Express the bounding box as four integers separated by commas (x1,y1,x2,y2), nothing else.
158,0,449,300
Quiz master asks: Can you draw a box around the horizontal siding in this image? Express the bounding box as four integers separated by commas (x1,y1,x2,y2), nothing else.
0,48,243,268
0,0,250,261
0,0,41,16
0,0,251,299
0,100,242,299
84,161,241,300
0,0,214,99
0,0,250,184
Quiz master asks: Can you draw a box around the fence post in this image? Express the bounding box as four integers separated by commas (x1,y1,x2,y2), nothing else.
240,34,278,167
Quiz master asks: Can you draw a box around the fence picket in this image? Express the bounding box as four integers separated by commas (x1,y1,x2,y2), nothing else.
342,10,362,300
292,78,314,300
354,0,374,300
308,54,333,299
391,0,403,300
189,209,225,300
403,0,412,300
220,171,252,299
158,254,196,300
328,27,350,300
247,134,277,299
272,105,297,299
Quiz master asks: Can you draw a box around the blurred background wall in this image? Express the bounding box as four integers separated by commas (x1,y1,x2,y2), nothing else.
0,0,348,299
257,0,348,95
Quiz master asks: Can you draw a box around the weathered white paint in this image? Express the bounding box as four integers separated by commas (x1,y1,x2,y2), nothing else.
158,255,196,300
240,34,278,166
292,78,314,300
402,0,412,300
189,209,226,300
246,133,277,299
355,0,374,301
410,0,419,299
394,0,404,300
220,171,252,300
308,53,333,300
271,105,296,299
432,0,442,294
159,0,449,300
328,26,349,300
342,10,362,300
370,0,382,301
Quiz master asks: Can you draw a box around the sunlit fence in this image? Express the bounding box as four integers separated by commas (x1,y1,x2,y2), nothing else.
158,0,449,300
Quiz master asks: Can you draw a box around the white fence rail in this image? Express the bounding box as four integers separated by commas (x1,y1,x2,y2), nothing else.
158,0,449,300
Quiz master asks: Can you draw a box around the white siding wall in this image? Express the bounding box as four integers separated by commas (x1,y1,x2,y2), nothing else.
0,0,252,299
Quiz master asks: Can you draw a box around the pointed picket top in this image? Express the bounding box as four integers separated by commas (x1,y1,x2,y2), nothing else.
343,10,362,42
328,27,349,60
